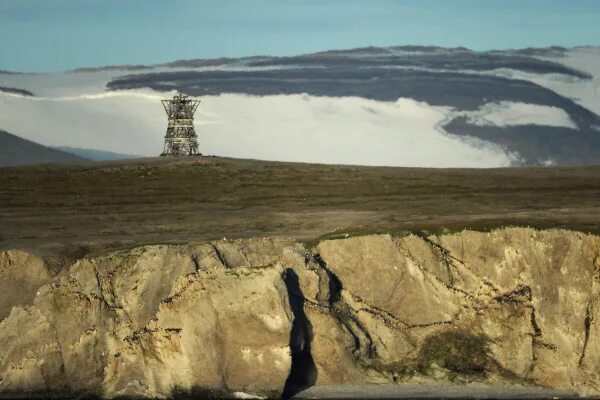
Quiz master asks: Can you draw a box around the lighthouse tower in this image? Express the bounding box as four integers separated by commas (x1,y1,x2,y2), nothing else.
160,91,200,156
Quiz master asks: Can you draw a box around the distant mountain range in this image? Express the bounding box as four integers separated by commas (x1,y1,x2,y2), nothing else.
0,130,87,167
54,146,141,161
0,130,141,167
0,86,33,96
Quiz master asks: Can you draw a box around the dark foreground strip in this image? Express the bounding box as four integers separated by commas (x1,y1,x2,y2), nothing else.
293,384,586,400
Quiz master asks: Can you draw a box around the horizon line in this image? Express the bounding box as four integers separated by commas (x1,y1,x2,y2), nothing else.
2,43,600,75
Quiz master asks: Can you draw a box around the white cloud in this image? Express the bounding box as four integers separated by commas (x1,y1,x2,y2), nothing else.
0,88,518,168
471,48,600,117
197,94,517,168
0,64,298,97
0,71,123,97
0,88,166,155
533,48,600,116
463,101,578,129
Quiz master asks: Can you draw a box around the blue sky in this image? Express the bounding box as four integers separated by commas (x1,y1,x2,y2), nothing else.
1,0,600,72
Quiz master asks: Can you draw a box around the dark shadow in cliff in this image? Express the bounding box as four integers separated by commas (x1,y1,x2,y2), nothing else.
314,254,376,361
282,268,317,400
315,254,342,304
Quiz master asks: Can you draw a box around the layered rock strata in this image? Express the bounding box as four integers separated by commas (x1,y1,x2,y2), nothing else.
0,228,598,398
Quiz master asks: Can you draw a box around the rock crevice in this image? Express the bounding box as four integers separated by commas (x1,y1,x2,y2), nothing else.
281,268,317,400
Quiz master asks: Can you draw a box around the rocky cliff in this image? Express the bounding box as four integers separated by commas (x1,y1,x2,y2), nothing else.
0,228,599,398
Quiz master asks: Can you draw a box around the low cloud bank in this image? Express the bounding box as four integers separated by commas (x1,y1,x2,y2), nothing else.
475,48,600,116
198,94,517,167
463,101,578,129
0,89,166,155
0,90,518,168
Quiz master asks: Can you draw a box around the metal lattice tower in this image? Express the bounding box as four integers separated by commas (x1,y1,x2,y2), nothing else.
160,91,200,156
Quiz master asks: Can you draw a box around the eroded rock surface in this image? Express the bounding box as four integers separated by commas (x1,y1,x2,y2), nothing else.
0,228,599,398
0,241,296,398
0,250,52,320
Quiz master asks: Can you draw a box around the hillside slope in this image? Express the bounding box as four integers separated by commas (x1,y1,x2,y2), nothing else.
55,146,140,161
0,130,87,167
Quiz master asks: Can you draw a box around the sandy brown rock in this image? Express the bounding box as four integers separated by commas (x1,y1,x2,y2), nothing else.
474,296,534,376
104,265,293,398
0,239,302,398
316,235,460,326
305,306,372,385
432,229,600,387
313,229,600,394
0,229,599,398
0,306,63,393
0,251,52,321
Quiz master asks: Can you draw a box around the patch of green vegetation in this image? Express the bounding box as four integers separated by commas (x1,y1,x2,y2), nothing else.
367,330,516,384
416,330,489,378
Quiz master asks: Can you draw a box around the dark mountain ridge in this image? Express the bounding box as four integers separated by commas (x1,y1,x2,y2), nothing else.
0,130,88,167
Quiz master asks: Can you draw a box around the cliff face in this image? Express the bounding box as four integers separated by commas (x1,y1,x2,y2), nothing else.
0,228,599,398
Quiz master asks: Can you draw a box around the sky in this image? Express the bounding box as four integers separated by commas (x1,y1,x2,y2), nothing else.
1,0,600,73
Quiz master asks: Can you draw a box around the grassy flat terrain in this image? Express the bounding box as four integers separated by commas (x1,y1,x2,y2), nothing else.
1,156,599,261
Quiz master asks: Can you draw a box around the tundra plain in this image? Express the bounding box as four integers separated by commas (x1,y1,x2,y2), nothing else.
1,156,599,263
